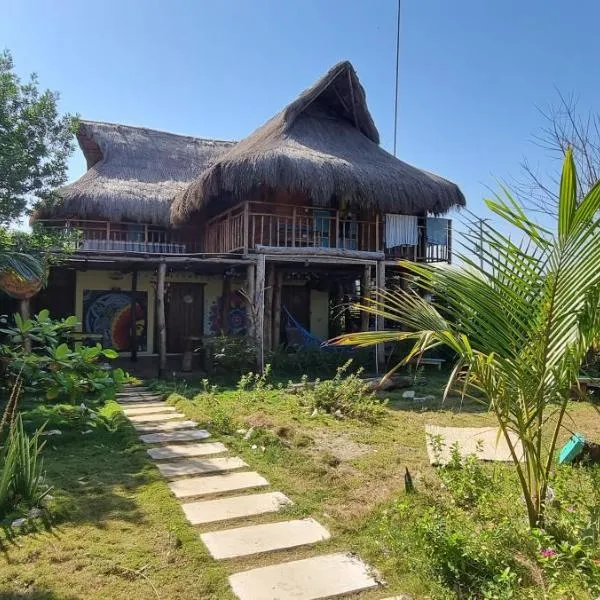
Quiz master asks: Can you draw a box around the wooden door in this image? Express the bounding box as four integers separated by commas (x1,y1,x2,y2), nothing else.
166,283,203,353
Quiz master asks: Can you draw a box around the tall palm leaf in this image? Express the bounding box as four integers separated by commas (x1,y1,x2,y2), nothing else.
333,150,600,528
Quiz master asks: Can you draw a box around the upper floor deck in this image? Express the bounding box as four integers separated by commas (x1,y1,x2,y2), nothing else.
37,200,452,263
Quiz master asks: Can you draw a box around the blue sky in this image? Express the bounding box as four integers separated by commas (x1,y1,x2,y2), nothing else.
2,0,598,230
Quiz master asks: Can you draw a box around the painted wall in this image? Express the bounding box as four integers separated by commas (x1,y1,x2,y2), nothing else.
73,269,329,354
75,270,232,354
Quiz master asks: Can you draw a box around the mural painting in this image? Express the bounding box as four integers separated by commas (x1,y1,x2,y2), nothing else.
83,290,148,351
208,291,247,335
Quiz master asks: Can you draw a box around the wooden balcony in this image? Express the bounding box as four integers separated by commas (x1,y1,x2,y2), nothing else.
36,219,202,254
205,201,452,263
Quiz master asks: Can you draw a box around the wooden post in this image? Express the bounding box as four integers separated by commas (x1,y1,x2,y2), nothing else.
447,219,453,264
246,263,256,339
157,262,167,377
272,270,283,350
243,202,250,254
361,265,371,332
264,263,275,352
255,255,266,372
130,270,138,362
220,276,231,335
375,260,386,372
418,214,427,262
19,298,31,352
375,213,380,252
335,210,340,249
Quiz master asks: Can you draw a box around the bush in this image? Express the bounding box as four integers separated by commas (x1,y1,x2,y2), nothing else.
204,335,257,377
374,498,525,598
306,360,387,422
0,310,126,404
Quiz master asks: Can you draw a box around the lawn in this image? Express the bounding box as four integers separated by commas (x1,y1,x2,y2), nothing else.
1,368,599,599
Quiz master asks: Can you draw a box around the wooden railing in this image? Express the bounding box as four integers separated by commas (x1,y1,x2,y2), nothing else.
205,202,381,254
36,219,202,254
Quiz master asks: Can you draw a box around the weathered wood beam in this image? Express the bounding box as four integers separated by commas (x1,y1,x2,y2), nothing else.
19,298,31,352
272,270,283,350
255,254,266,372
264,263,275,352
375,260,386,371
361,265,371,332
246,263,256,340
255,245,384,260
220,276,231,335
157,262,167,377
130,270,138,362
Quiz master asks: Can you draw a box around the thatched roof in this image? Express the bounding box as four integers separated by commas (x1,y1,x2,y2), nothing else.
33,121,235,226
171,61,465,224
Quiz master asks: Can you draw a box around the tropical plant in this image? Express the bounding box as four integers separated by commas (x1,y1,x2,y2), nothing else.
0,310,126,404
334,150,600,528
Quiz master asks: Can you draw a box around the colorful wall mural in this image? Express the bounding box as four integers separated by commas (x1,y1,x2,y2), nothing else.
208,291,247,335
82,290,148,351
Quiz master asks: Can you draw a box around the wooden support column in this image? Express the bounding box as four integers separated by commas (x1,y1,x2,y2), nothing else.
157,262,167,377
130,270,138,362
361,265,371,332
220,276,231,335
19,298,31,352
264,263,275,352
255,254,266,372
272,270,283,350
246,263,256,340
375,260,386,371
418,214,427,262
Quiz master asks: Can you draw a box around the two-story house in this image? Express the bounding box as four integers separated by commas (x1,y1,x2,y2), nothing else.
31,61,465,371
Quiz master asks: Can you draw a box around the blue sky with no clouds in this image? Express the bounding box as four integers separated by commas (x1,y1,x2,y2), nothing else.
2,0,599,231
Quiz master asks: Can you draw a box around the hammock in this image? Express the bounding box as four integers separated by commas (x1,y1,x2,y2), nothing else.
283,306,354,352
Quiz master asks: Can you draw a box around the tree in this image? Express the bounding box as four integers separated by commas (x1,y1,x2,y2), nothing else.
516,91,600,218
334,150,600,528
0,49,76,224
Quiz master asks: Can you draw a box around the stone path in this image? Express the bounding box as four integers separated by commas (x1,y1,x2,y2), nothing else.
117,384,390,599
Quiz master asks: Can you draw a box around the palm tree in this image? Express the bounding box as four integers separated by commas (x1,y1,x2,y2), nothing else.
333,150,600,528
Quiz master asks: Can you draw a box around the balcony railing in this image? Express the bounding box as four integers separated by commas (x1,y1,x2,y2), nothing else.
205,201,452,262
36,219,202,254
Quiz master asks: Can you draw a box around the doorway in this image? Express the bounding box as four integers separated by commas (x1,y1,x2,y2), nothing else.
166,283,204,353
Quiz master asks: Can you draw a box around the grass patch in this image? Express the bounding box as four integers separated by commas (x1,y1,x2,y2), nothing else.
0,399,232,599
157,369,600,598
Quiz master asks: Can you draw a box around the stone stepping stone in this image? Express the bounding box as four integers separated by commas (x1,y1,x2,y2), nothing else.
123,406,177,416
157,456,247,479
228,552,379,600
201,518,330,560
133,420,199,434
182,491,292,525
117,395,165,404
168,471,268,499
120,401,169,410
148,442,228,460
128,412,185,423
140,429,211,444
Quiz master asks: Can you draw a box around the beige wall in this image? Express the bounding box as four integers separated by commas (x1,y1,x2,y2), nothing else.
310,289,329,341
74,269,329,354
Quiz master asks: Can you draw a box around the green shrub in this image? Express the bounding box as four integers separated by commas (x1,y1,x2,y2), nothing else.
204,335,257,376
306,360,387,422
0,310,126,404
374,498,525,598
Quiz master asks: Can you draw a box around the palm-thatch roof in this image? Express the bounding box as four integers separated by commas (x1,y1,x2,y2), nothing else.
171,61,465,224
33,121,235,226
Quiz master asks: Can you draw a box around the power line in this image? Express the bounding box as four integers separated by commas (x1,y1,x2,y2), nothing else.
393,0,402,157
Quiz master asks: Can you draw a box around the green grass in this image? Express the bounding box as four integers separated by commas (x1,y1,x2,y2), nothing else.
2,369,599,598
0,401,232,599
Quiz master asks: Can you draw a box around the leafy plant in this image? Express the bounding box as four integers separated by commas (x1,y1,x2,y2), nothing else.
204,335,258,376
306,360,387,422
0,310,125,404
334,150,600,528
